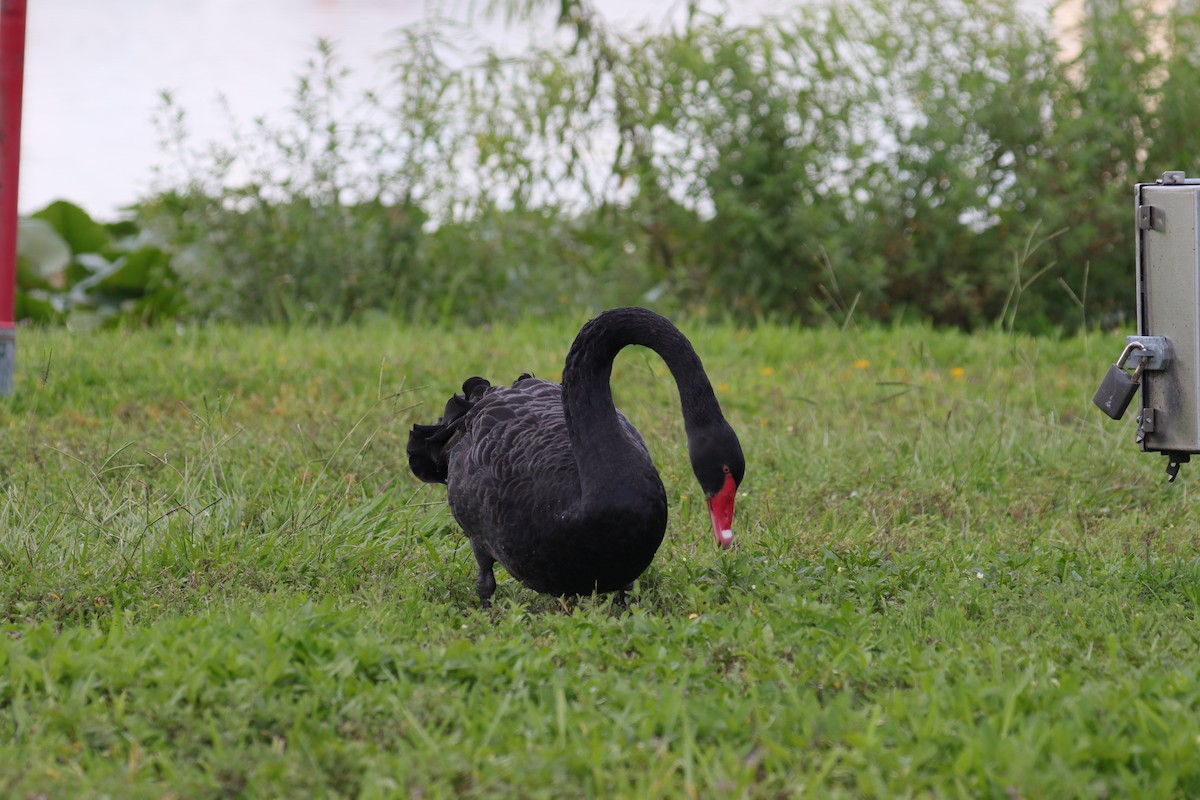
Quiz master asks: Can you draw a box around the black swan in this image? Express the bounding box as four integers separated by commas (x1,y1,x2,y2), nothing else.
407,307,745,606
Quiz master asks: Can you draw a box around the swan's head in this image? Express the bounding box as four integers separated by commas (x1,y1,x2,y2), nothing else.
689,422,745,549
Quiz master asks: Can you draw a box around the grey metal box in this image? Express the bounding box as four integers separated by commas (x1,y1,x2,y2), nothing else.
1136,173,1200,460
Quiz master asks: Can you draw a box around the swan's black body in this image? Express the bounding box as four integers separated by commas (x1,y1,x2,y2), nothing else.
407,307,744,606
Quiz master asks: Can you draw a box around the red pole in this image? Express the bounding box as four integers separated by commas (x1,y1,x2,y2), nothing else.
0,0,26,396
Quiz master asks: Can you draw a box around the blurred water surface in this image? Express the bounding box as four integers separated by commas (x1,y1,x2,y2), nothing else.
22,0,1051,218
22,0,785,216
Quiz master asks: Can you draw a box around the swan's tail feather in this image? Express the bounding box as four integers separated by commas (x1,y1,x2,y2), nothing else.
407,377,491,483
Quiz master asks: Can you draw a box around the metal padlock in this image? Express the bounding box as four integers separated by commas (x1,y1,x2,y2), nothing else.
1093,342,1148,420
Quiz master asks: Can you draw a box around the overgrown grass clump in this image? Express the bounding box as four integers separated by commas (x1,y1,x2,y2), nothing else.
2,316,1198,796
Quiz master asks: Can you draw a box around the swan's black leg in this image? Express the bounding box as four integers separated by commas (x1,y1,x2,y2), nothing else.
471,545,497,608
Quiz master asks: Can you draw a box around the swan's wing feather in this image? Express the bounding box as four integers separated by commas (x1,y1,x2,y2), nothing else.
448,378,579,518
406,376,494,483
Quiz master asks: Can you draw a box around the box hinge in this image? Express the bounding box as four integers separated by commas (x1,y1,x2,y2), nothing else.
1138,204,1163,231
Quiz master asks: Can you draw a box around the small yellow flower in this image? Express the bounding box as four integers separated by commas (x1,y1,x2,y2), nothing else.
759,367,775,377
950,367,965,379
717,382,730,392
853,359,870,370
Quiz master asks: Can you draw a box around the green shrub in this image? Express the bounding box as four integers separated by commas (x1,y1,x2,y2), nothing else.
137,41,431,324
518,0,1136,329
87,0,1200,329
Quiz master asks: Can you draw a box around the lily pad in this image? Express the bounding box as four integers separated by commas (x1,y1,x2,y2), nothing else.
16,218,71,287
32,200,110,255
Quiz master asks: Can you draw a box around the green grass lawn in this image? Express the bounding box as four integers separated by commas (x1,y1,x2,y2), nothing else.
2,315,1199,798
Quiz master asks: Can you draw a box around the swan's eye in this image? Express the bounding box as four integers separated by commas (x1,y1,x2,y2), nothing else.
722,465,731,475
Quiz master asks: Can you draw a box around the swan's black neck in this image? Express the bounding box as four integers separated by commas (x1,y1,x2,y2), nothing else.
560,307,725,505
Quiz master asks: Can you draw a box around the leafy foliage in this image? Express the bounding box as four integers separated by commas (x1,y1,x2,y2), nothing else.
16,0,1200,330
439,0,1157,328
137,41,432,324
388,0,1200,329
16,200,181,327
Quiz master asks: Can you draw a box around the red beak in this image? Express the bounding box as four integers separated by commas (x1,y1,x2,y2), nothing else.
706,473,737,549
